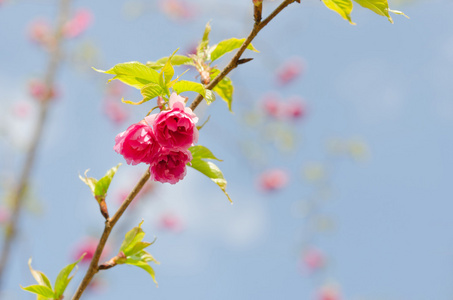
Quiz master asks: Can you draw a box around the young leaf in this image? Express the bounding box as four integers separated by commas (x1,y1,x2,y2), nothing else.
210,68,234,111
321,0,356,24
93,163,121,197
129,249,159,264
28,258,52,290
147,55,193,69
21,285,55,299
53,254,85,298
197,22,211,55
119,220,147,256
172,80,216,104
125,259,158,286
120,82,166,105
353,0,392,22
209,38,259,62
79,169,97,196
93,62,160,90
188,146,232,203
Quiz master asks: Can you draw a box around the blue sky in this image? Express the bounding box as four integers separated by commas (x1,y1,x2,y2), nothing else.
1,0,453,299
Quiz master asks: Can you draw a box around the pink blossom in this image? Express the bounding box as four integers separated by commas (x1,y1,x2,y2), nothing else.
285,96,306,120
262,93,281,118
258,169,289,191
0,207,9,224
103,100,129,125
149,148,192,184
63,9,93,38
145,92,198,151
12,102,31,118
302,247,324,272
317,285,341,300
114,121,159,165
29,79,57,102
106,80,126,97
73,237,108,264
28,19,52,46
159,0,194,20
276,57,304,86
158,212,184,232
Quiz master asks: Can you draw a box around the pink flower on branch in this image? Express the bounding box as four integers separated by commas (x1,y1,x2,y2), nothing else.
63,8,93,38
275,57,304,86
146,93,199,151
258,169,289,192
114,121,159,165
149,149,192,184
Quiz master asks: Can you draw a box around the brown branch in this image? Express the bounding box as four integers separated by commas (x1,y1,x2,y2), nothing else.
0,0,72,287
72,0,298,298
189,0,298,111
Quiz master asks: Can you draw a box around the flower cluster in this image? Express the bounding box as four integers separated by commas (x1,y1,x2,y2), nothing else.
114,93,198,184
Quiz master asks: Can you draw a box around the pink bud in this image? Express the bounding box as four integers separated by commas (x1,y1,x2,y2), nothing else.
159,0,194,20
276,57,304,86
258,169,289,192
262,92,281,118
285,96,306,120
27,19,52,46
63,8,93,38
302,247,324,272
29,79,57,102
73,237,109,264
317,285,341,300
158,212,184,232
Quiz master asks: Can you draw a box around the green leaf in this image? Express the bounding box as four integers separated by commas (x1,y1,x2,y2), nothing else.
321,0,355,24
21,285,55,299
120,220,147,256
213,78,233,111
125,259,158,286
147,55,193,69
172,80,215,104
129,250,159,264
209,38,259,62
120,82,164,105
93,62,160,89
189,145,223,161
79,169,97,196
94,163,121,197
197,22,211,55
54,254,85,298
188,147,232,203
353,0,392,22
28,258,52,290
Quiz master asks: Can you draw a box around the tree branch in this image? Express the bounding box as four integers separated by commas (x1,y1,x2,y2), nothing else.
72,0,298,298
0,0,72,287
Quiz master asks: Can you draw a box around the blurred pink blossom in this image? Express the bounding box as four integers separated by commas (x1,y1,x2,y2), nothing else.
285,96,306,120
73,237,109,264
29,79,57,102
159,0,195,20
12,102,31,118
63,9,93,38
275,57,304,86
28,19,53,47
0,207,10,224
106,81,126,98
103,100,129,125
262,93,281,118
158,212,184,232
317,284,341,300
258,169,289,191
302,247,325,272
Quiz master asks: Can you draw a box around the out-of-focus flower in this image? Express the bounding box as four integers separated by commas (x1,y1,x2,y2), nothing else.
63,9,93,38
28,19,53,47
29,79,57,102
12,102,31,118
149,149,192,184
158,212,184,232
146,92,198,151
0,207,10,224
262,93,281,118
114,121,159,165
276,57,304,86
258,169,289,191
285,96,306,120
302,247,325,272
73,237,109,264
103,100,129,125
159,0,195,20
317,284,341,300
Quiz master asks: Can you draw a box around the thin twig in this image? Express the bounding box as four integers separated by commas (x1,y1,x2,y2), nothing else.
0,0,72,287
72,1,298,298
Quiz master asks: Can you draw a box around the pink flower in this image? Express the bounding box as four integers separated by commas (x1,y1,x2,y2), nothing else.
158,212,184,232
276,57,304,86
262,93,281,118
149,148,192,184
159,0,194,20
145,93,198,151
28,19,53,46
285,96,306,120
63,9,93,38
29,79,57,102
258,169,289,191
103,100,129,125
302,247,324,272
73,237,109,264
317,284,341,300
114,121,159,165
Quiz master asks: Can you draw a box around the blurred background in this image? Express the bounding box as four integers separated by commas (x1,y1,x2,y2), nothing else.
1,0,452,299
